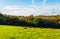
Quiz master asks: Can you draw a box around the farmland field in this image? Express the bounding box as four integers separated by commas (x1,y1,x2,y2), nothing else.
0,25,60,39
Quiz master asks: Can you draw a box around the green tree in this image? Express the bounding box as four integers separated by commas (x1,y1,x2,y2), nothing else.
33,18,45,27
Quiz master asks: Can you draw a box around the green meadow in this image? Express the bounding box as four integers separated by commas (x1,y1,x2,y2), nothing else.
0,25,60,39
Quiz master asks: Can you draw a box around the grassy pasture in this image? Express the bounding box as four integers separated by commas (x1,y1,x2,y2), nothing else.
0,25,60,39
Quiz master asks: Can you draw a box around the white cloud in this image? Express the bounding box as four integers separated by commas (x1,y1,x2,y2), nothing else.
2,5,60,16
2,6,38,16
3,6,30,10
43,0,47,6
3,6,16,10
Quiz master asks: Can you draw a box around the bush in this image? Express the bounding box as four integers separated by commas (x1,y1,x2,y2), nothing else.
33,18,45,27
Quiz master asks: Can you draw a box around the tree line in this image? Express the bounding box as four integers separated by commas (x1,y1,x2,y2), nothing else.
0,13,60,28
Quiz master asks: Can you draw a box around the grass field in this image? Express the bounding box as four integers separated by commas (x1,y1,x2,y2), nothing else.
0,25,60,39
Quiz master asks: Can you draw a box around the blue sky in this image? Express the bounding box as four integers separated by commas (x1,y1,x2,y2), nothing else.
0,0,60,16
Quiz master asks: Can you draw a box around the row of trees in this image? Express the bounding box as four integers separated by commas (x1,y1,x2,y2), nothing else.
0,13,60,28
0,14,27,26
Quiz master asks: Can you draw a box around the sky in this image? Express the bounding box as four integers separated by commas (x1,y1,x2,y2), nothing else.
0,0,60,16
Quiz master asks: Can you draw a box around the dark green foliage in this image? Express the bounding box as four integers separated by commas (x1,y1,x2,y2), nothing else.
33,18,45,27
0,13,27,26
0,13,60,28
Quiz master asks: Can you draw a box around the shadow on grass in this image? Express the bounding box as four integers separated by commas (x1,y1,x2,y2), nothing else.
0,20,60,29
